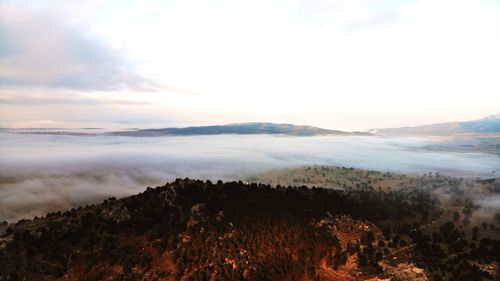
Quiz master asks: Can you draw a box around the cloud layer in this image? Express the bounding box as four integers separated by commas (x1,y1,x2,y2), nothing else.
0,2,157,91
1,132,499,222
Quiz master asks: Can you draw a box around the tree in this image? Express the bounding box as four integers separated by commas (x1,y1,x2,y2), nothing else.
432,231,443,244
481,221,488,230
439,221,455,238
472,227,479,241
495,212,500,224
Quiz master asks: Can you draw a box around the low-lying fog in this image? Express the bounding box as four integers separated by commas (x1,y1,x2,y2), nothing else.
1,130,499,222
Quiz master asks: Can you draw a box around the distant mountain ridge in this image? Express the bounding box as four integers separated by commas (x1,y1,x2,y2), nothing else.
5,115,499,137
370,114,500,136
111,122,371,136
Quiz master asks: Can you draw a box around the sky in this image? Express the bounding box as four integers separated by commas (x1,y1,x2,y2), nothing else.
0,0,499,131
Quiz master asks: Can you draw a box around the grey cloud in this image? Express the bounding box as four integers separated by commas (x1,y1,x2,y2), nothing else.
0,2,159,91
0,95,150,106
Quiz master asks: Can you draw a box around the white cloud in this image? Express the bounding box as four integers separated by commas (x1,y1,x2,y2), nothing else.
0,0,499,130
0,1,159,91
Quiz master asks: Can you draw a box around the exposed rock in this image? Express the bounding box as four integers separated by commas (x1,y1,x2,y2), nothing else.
107,206,130,223
187,203,206,228
161,186,177,208
379,262,429,281
215,210,224,222
190,203,205,216
0,235,13,250
412,266,424,274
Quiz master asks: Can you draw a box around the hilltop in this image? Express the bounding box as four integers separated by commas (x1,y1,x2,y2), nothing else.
1,171,499,281
6,115,500,138
370,115,500,136
110,122,370,137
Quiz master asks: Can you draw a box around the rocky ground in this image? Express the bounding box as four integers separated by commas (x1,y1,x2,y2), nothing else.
0,168,499,280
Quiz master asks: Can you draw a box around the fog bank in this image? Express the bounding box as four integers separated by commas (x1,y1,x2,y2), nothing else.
1,131,499,221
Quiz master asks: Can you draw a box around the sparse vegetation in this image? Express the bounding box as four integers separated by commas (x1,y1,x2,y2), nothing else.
0,167,498,281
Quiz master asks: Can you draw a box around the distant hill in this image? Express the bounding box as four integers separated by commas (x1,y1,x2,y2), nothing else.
369,114,500,136
112,122,371,137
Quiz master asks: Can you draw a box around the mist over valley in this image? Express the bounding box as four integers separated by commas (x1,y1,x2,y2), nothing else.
1,129,498,222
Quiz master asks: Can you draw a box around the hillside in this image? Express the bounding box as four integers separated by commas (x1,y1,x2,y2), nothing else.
9,115,500,137
111,122,370,137
370,115,500,136
1,175,499,281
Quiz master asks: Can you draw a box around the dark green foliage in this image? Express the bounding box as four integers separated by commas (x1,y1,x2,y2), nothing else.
0,178,497,281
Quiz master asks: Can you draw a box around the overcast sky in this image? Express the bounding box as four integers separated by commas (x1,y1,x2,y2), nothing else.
0,0,499,131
